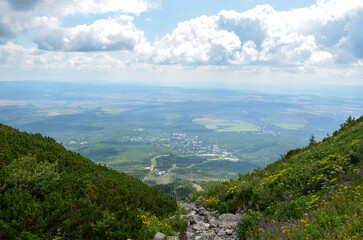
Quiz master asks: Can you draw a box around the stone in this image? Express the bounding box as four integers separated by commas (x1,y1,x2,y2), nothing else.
153,232,166,240
193,224,202,232
185,231,195,240
198,207,206,216
182,202,238,240
226,229,233,235
224,224,236,229
218,213,239,228
208,219,218,227
188,214,197,224
167,236,179,240
202,222,210,229
199,232,216,240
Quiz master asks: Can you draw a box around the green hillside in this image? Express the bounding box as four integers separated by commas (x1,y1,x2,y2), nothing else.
192,116,363,239
0,124,178,239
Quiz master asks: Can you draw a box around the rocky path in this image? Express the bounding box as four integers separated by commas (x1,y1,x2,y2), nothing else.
152,202,240,240
180,202,239,240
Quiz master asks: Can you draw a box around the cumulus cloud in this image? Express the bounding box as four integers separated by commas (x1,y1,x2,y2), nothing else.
34,15,147,52
148,0,363,66
0,4,60,44
4,0,155,15
0,42,124,71
8,0,41,11
0,0,155,42
151,15,241,64
2,0,363,75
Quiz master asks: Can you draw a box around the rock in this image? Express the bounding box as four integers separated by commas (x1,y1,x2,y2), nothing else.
224,224,236,229
193,224,202,232
188,210,197,216
153,232,166,240
188,214,197,224
199,232,215,240
208,219,218,228
218,214,239,228
194,214,205,222
198,207,206,216
201,222,210,229
167,236,179,240
183,202,238,240
184,231,195,240
205,212,214,222
226,229,233,235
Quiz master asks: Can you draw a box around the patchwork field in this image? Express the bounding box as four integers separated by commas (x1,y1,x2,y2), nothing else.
0,81,361,184
273,123,305,130
193,118,259,132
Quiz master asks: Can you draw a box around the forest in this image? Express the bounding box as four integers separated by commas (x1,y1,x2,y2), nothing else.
0,123,180,239
1,115,362,239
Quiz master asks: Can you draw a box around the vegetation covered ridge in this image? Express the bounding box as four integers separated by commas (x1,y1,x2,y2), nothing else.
0,123,180,239
192,116,363,240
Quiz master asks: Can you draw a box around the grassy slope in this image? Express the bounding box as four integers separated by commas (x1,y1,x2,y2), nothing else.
0,124,178,239
193,116,362,239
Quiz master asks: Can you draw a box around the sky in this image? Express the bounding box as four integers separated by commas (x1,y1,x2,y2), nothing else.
0,0,362,89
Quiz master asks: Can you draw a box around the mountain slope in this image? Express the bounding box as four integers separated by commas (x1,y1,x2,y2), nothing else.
0,124,178,239
193,116,363,239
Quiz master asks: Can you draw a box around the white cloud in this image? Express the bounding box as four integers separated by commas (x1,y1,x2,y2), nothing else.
0,0,155,43
148,0,363,66
0,42,124,71
309,51,334,65
0,1,60,43
150,15,241,64
34,15,147,52
230,41,258,65
1,0,363,86
4,0,155,16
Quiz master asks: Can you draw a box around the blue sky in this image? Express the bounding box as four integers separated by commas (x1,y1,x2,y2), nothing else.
0,0,362,88
133,0,316,42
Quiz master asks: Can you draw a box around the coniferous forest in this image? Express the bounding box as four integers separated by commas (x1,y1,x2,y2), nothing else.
0,123,178,239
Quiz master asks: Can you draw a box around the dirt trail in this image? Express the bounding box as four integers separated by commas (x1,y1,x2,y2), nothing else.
150,154,169,171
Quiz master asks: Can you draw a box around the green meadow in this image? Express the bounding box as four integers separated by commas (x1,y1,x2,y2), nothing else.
273,123,305,130
203,121,259,132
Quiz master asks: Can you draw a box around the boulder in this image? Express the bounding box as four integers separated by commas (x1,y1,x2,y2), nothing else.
153,232,166,240
193,224,203,232
167,236,179,240
198,207,206,216
218,213,239,228
226,229,233,235
199,232,216,240
184,231,195,240
201,222,210,229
